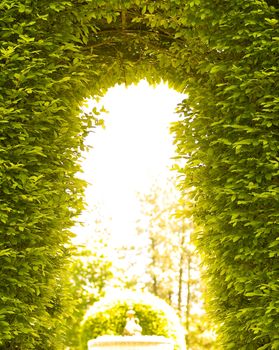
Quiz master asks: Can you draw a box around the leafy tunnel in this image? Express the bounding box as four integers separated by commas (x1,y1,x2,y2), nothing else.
0,0,278,349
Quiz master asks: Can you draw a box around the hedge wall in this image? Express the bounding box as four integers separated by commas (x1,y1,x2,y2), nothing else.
172,1,279,349
1,0,278,349
0,1,97,348
0,1,171,348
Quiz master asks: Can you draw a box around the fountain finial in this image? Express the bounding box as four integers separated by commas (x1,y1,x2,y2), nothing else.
123,307,142,336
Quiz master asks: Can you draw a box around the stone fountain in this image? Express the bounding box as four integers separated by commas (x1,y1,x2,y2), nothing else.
87,309,174,350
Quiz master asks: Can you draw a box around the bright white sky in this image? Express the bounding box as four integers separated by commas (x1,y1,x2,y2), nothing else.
73,80,185,246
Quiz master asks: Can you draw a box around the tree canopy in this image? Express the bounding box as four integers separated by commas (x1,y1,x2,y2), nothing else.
0,0,278,349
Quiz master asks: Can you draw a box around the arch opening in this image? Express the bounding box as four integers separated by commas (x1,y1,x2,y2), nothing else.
1,1,278,349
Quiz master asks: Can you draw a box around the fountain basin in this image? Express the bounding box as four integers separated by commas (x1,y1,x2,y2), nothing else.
88,335,174,350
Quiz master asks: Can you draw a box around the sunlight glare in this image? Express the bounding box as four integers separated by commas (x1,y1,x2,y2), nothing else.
74,80,185,245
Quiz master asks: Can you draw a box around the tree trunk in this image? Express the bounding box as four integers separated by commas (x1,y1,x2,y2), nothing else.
185,255,191,349
178,230,185,314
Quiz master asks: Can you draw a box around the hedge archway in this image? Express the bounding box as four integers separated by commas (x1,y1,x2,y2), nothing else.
80,290,186,350
1,1,278,349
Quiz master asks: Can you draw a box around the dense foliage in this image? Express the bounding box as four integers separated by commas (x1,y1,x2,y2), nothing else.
0,1,96,348
64,246,113,349
0,1,181,347
172,1,279,349
1,0,278,348
80,290,186,350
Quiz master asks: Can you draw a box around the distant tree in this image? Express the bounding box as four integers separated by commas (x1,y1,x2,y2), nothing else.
110,242,149,291
64,245,113,350
136,181,188,306
64,209,114,349
130,178,218,349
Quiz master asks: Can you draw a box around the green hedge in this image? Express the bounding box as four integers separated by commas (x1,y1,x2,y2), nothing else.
1,0,278,348
0,1,182,347
172,1,279,349
80,290,186,350
0,1,102,348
